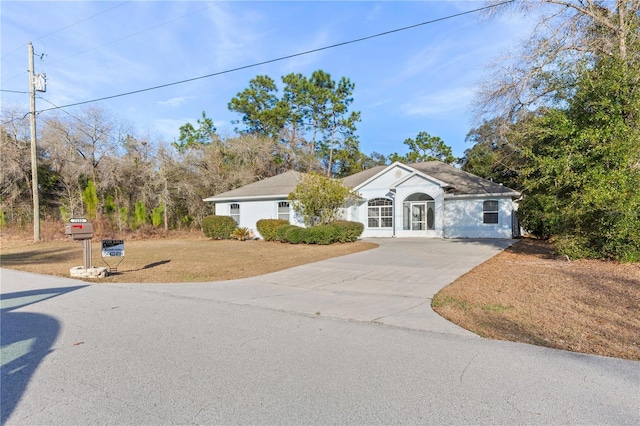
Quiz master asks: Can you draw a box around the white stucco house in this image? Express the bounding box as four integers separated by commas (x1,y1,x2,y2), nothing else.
203,161,521,239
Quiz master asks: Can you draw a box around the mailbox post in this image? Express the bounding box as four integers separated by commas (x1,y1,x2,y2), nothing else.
65,219,94,269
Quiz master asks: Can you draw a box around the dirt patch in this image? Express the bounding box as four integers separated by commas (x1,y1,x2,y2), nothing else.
433,238,640,361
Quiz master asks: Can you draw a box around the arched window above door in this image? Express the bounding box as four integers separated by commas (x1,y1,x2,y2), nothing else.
404,193,434,202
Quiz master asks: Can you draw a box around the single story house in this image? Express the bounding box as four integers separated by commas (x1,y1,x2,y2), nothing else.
203,161,521,239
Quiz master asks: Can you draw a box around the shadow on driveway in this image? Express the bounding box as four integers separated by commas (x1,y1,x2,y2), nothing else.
1,286,87,424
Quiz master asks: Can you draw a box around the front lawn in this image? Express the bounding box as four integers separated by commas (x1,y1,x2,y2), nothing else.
433,238,640,361
0,235,377,283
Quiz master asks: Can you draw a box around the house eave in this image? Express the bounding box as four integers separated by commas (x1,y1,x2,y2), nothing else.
203,194,289,203
444,191,521,200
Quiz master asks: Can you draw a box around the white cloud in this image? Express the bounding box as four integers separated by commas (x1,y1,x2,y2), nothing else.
202,4,268,69
402,87,474,118
157,97,190,108
365,3,383,22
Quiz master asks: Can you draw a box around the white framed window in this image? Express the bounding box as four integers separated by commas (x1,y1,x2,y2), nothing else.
230,203,240,225
278,201,290,222
368,198,393,228
483,200,499,224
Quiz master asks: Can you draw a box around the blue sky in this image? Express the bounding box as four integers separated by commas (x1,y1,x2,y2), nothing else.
1,1,534,159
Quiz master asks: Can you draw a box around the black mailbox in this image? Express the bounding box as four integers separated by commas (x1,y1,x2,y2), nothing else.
65,222,94,240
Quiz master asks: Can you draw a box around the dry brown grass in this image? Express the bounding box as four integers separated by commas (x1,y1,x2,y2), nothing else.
433,238,640,361
0,233,377,283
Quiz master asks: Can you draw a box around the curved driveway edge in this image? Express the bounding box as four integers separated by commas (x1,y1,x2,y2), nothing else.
113,238,516,336
3,264,639,425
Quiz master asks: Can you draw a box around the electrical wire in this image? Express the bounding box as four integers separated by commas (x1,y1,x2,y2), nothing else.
37,96,93,128
0,1,132,61
1,1,222,86
36,0,514,115
48,2,223,66
0,89,29,94
0,112,31,127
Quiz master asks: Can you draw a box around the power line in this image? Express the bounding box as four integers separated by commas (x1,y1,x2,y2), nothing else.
37,96,93,128
37,0,514,115
0,1,132,61
0,112,31,127
1,1,222,86
48,2,223,66
0,89,29,94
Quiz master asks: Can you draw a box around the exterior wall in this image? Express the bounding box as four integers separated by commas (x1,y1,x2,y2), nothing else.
443,197,515,239
393,175,444,238
214,199,303,239
210,164,516,240
355,165,445,238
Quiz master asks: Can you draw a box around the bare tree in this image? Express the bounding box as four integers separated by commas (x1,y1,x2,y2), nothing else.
477,0,640,121
0,106,33,223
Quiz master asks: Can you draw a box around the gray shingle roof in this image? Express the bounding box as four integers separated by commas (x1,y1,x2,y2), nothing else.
204,162,520,201
203,170,302,201
409,161,519,196
343,161,519,196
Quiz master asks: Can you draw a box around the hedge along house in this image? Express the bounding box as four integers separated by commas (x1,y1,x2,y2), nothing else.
203,161,521,239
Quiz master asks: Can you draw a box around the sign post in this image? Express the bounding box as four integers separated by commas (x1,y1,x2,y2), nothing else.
101,239,125,273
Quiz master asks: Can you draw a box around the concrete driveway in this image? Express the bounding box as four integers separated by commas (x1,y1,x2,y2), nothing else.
113,238,515,335
3,239,639,424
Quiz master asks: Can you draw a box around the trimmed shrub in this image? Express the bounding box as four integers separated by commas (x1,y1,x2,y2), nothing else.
301,225,335,245
202,215,237,239
285,226,304,244
331,220,364,242
276,224,298,242
256,219,290,241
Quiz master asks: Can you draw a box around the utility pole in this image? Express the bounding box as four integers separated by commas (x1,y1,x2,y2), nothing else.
28,42,40,241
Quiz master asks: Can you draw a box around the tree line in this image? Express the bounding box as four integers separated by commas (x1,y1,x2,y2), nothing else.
2,0,638,261
461,0,640,261
1,69,454,235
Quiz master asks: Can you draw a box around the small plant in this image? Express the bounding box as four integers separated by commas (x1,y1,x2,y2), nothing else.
231,227,251,241
82,180,99,220
151,203,164,228
133,201,148,229
202,215,237,239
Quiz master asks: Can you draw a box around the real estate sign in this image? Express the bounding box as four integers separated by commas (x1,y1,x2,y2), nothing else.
101,239,125,257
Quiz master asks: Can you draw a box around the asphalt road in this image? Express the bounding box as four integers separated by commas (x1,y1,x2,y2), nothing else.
1,268,639,425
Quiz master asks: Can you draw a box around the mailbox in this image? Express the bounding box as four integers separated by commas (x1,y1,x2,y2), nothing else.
65,222,94,240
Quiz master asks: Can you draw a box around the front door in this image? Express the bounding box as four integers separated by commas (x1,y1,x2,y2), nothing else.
402,194,436,234
411,203,426,230
404,201,435,231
